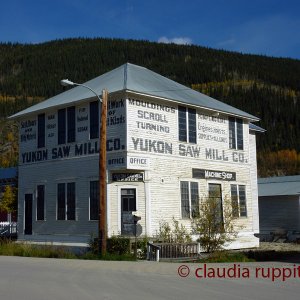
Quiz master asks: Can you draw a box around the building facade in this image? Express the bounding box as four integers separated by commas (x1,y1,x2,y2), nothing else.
11,63,261,248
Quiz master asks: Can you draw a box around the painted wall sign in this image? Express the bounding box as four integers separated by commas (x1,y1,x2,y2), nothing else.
198,114,228,144
20,119,37,143
127,156,150,170
192,168,236,181
107,99,126,126
112,173,143,182
128,98,176,114
132,137,173,154
46,113,57,142
130,136,248,163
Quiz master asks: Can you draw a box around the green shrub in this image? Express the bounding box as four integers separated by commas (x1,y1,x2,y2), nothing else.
156,218,191,243
107,236,131,255
136,236,149,259
200,251,255,263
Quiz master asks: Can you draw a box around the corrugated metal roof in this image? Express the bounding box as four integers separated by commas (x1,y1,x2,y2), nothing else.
258,175,300,197
0,167,18,180
10,63,259,121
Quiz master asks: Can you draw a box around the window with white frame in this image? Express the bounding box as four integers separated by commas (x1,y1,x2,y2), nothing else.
58,106,76,144
37,113,45,148
178,106,197,143
36,185,45,221
180,181,199,218
57,182,76,220
90,101,99,139
228,117,243,150
231,184,247,217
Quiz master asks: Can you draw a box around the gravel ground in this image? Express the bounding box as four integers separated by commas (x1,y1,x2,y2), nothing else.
258,242,300,252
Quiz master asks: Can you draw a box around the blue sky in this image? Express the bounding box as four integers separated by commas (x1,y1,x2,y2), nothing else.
1,0,299,59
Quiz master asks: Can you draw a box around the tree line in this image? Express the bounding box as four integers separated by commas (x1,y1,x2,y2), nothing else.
0,38,300,175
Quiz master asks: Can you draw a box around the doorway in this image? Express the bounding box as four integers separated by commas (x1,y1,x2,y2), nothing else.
208,183,223,226
121,188,136,235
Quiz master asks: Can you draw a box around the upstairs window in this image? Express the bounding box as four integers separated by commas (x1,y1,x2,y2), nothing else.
58,109,66,144
58,106,76,144
229,117,243,150
178,106,197,143
90,101,99,139
37,113,45,148
67,106,76,143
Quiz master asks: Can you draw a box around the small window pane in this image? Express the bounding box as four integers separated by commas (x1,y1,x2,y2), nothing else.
239,185,247,217
229,117,236,149
122,197,129,211
67,106,76,143
236,119,244,150
57,183,65,220
67,183,75,220
90,181,99,221
37,114,45,148
180,181,190,218
90,101,99,139
37,185,45,220
191,182,199,218
129,198,136,211
188,108,197,144
58,109,66,144
178,106,187,142
231,184,239,218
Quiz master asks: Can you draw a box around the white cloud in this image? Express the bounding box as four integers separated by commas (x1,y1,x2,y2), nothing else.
158,36,192,45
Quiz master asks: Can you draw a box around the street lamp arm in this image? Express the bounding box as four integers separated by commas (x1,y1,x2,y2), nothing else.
60,79,102,102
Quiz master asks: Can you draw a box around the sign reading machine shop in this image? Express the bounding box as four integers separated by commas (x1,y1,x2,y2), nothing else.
192,168,236,181
112,173,144,182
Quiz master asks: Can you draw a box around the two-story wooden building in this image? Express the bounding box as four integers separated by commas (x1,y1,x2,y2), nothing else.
10,63,261,248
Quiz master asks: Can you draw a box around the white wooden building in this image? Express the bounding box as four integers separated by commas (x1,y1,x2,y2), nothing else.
10,63,261,248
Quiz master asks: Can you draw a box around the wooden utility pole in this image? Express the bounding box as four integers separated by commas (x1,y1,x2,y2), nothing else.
99,89,108,255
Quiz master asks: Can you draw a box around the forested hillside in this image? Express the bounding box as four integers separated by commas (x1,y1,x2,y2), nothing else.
0,38,299,176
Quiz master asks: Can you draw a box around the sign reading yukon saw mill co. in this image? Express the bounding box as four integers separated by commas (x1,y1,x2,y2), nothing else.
192,168,236,181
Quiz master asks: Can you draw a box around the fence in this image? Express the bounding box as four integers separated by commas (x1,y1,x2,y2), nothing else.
147,242,200,262
0,222,18,238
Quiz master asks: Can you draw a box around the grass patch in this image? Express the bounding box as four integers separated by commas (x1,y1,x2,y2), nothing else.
0,239,77,259
0,239,136,261
243,249,300,262
198,251,255,263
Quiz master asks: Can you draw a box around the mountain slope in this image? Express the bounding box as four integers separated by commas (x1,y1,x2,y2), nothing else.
0,37,299,175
